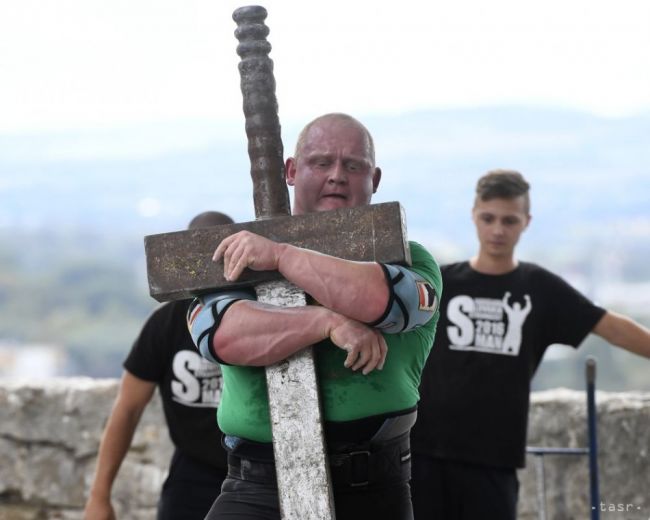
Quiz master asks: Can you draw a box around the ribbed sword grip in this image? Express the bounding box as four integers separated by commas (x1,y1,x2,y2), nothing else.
233,5,291,219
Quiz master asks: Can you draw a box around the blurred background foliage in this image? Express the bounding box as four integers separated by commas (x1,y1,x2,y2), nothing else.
1,229,647,391
0,231,155,377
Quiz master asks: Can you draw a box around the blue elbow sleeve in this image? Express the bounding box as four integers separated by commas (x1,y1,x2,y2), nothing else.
186,290,256,364
371,264,439,333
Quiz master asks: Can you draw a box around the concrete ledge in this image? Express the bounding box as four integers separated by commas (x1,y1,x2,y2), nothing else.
0,378,172,520
519,388,650,520
1,380,648,519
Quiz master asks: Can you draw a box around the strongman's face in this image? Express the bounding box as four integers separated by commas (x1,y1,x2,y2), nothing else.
286,117,381,215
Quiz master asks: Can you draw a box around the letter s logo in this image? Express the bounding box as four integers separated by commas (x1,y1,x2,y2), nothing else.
446,295,474,346
171,350,201,402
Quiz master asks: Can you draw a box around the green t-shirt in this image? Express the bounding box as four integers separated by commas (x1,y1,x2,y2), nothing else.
217,241,442,442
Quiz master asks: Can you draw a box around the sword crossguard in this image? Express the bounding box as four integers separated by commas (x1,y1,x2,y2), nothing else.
233,5,291,220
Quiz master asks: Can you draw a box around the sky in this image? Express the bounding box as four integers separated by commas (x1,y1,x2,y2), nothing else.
1,0,650,134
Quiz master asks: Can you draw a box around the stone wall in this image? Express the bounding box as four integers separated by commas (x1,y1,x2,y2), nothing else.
0,378,172,520
518,389,650,520
0,379,648,520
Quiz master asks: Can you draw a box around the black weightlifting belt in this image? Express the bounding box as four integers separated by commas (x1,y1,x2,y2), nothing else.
226,410,416,488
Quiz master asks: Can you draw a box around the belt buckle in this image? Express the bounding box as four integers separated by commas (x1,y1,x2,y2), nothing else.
348,450,370,487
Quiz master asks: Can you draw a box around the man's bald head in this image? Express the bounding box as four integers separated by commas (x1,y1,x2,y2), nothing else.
293,113,376,167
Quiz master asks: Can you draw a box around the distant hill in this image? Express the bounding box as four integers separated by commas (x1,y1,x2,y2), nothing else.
1,106,649,385
1,106,649,259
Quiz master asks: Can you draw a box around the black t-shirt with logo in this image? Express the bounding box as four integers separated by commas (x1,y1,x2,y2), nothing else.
124,300,226,469
411,261,606,469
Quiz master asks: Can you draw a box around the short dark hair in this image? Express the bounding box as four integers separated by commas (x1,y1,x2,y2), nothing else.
187,211,234,230
475,169,531,213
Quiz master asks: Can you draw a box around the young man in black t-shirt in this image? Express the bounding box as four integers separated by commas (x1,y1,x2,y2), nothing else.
410,170,650,520
84,211,234,520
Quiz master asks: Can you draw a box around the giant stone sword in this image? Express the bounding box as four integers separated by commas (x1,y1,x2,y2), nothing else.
144,5,412,519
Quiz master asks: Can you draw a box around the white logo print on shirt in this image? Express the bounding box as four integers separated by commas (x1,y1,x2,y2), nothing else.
171,350,223,407
446,292,532,356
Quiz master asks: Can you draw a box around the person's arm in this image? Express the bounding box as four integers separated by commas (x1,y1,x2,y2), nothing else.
592,310,650,358
84,372,155,520
196,233,437,371
214,231,389,323
211,299,387,374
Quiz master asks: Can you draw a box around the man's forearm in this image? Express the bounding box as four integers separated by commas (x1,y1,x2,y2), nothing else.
212,299,387,373
277,244,389,323
213,300,344,365
214,231,390,323
88,403,142,499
